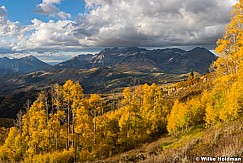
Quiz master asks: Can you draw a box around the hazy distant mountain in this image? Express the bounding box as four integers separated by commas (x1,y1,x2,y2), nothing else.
0,55,50,75
55,47,217,74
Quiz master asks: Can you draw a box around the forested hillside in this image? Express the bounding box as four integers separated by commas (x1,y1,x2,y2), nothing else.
0,80,171,162
1,0,243,162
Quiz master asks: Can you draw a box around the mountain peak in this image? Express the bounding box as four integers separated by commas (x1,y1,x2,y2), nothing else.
190,47,208,52
24,55,35,58
0,56,11,61
0,55,50,74
20,55,39,60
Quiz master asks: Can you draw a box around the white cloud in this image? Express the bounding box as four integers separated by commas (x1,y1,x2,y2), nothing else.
13,19,79,51
75,0,235,47
36,0,71,19
42,0,61,4
0,6,28,50
37,3,60,15
57,11,71,20
0,0,238,54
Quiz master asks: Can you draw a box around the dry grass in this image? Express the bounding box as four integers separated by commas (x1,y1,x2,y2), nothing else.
99,121,243,163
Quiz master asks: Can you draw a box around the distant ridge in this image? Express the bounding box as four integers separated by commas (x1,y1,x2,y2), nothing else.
55,54,94,69
0,55,50,74
55,47,217,74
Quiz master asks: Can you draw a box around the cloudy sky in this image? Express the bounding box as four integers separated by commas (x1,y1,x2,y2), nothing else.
0,0,237,63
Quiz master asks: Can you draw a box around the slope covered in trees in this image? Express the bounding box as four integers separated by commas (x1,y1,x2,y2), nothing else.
167,0,243,133
0,80,172,162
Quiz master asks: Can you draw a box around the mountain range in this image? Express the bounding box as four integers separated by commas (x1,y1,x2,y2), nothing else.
0,47,217,119
54,47,216,74
0,47,216,76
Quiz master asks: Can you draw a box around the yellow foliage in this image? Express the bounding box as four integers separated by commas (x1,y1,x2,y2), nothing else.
24,148,75,163
220,81,243,121
214,0,243,75
89,94,104,115
167,97,205,134
167,100,187,134
206,0,243,126
1,127,23,162
122,87,132,106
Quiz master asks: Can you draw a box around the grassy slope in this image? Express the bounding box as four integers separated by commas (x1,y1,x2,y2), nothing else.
102,121,243,162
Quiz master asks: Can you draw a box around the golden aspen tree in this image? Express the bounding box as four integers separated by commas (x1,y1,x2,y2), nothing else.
1,127,22,162
27,101,48,155
130,85,147,141
88,94,104,145
219,81,243,121
167,100,181,134
122,87,132,107
214,0,243,75
91,115,112,158
118,106,137,149
61,80,84,149
187,98,205,126
118,107,129,134
167,98,204,134
140,83,156,135
21,99,31,153
208,2,243,126
205,103,217,126
48,110,66,151
121,86,142,139
103,111,120,152
15,110,24,157
74,105,92,150
70,82,84,149
204,90,224,126
133,85,144,109
36,91,51,151
51,83,61,112
61,80,74,149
